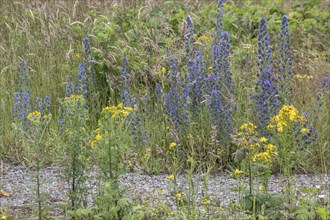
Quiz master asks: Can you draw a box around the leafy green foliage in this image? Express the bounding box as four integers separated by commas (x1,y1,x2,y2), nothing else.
0,0,329,219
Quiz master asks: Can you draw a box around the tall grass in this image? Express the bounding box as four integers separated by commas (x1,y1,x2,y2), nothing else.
0,0,329,218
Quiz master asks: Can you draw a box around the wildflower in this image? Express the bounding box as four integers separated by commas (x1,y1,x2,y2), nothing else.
43,114,51,121
63,94,84,103
164,53,189,131
253,18,280,135
259,184,265,191
260,137,268,143
185,16,195,63
279,15,293,102
209,88,233,147
117,103,123,108
76,63,88,99
122,111,130,116
123,106,133,112
95,134,102,141
111,111,120,119
156,67,167,75
252,151,271,163
176,192,184,198
167,174,175,180
90,140,97,148
239,122,256,134
1,216,7,220
250,143,260,149
0,190,10,197
300,128,309,134
169,142,176,150
145,153,151,160
266,144,277,155
27,111,41,119
13,60,32,133
234,168,244,175
197,34,213,44
202,198,210,205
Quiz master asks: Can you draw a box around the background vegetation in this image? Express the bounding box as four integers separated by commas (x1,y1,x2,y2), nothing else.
0,0,329,219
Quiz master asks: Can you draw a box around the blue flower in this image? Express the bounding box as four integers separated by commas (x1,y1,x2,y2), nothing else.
76,63,88,99
278,15,293,102
13,60,32,133
253,18,280,135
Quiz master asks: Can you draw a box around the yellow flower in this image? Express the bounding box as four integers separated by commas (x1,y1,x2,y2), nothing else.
64,94,84,103
260,137,268,143
161,67,167,74
167,174,175,180
259,184,265,191
122,110,130,116
300,128,309,134
240,122,256,133
90,140,97,148
1,216,7,220
176,192,184,198
208,66,213,71
267,124,275,130
252,152,271,163
101,106,117,114
27,111,41,120
0,190,10,197
111,111,120,118
123,106,134,112
145,153,151,160
196,34,213,44
43,114,52,120
95,134,102,141
250,143,260,149
169,142,176,150
202,198,210,205
234,168,244,175
277,122,284,133
117,103,123,108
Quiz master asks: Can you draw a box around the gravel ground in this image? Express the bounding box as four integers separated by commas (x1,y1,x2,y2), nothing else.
0,162,329,218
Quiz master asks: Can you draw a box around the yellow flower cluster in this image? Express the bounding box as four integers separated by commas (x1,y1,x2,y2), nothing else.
230,168,244,177
239,122,257,135
90,129,102,148
101,103,134,118
202,197,210,205
267,105,307,133
294,74,313,79
27,111,41,119
252,144,278,163
196,34,213,44
27,111,52,125
63,94,84,104
167,174,175,180
234,168,244,175
169,142,176,150
176,192,184,198
155,67,167,75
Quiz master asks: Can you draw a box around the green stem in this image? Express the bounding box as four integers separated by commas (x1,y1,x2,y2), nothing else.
249,160,253,195
109,140,112,179
37,158,41,220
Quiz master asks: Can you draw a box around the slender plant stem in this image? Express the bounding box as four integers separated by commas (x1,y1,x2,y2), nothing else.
37,158,41,220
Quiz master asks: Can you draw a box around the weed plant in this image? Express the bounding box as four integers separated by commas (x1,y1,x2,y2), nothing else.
0,0,329,219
